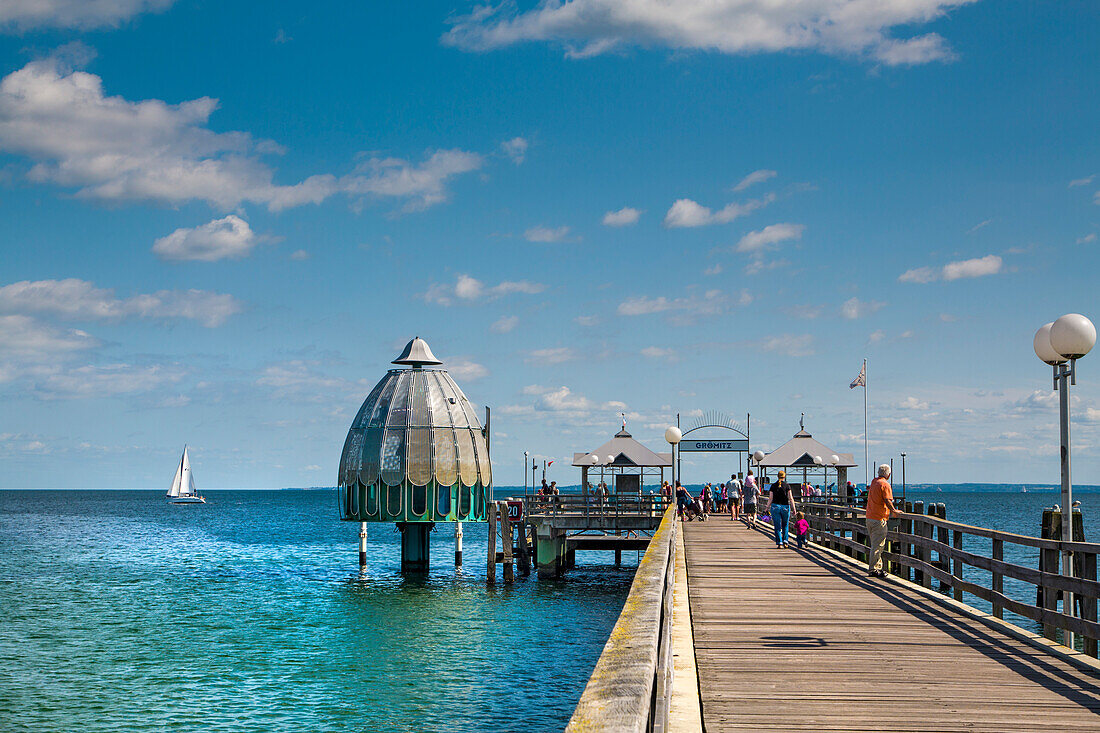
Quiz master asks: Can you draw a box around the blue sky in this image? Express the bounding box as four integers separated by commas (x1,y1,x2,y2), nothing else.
1,0,1098,488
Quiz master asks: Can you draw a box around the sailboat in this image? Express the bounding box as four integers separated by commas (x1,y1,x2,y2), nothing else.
166,446,205,504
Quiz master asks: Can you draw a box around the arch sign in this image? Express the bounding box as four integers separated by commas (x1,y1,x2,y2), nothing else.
679,438,749,452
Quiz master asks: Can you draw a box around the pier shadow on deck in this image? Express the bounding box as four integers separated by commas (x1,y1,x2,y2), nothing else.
682,519,1100,732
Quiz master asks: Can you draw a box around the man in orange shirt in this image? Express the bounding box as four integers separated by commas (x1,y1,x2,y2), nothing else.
866,464,902,578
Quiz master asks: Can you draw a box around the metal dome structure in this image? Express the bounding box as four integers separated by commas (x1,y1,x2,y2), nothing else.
338,337,492,525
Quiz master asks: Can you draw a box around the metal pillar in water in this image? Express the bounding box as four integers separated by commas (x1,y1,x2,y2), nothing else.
397,522,434,573
455,521,463,567
358,522,367,567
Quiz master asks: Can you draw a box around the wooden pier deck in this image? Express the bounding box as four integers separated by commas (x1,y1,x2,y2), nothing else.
683,519,1100,732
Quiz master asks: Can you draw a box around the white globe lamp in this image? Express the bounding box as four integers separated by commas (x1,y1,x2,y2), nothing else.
1050,313,1096,360
1034,322,1066,365
664,426,682,445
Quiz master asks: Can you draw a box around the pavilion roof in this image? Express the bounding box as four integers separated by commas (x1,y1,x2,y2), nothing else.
572,428,673,467
758,428,857,469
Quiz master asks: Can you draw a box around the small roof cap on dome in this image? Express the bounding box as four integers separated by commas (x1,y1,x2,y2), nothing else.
392,336,443,366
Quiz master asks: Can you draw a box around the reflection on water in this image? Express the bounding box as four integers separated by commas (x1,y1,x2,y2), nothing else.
0,490,635,732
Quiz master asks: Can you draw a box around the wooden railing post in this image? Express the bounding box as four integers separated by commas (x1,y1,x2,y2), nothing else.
501,501,514,584
992,538,1003,619
1081,549,1098,658
952,526,963,601
902,501,913,582
913,501,925,586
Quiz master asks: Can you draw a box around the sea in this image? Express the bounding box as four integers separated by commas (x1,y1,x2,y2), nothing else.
1,485,1098,732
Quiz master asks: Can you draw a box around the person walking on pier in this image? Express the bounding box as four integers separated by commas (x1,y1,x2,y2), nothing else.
766,471,795,548
794,511,809,549
866,464,902,578
742,471,760,527
727,474,741,520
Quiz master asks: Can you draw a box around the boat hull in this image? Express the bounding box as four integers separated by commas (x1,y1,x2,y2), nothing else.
167,496,206,504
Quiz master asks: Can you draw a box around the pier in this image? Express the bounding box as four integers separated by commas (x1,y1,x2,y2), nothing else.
568,506,1100,732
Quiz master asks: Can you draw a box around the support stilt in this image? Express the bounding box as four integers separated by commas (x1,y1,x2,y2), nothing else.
358,521,367,567
397,522,434,573
455,521,463,567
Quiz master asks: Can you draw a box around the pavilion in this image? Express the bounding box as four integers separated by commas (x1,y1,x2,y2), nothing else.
756,421,857,500
572,427,672,495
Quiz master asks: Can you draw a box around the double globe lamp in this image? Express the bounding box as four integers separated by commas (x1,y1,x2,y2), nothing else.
1032,312,1095,650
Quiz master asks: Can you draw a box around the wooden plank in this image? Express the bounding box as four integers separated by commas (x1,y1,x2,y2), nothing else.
682,521,1100,732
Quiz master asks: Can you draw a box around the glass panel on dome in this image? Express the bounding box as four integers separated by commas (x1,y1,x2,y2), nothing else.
453,385,482,430
386,483,401,518
359,426,383,487
386,372,412,428
410,371,430,427
436,484,451,517
368,373,399,427
437,373,469,428
381,429,406,486
341,430,365,488
432,429,457,487
472,428,491,487
365,483,378,516
456,428,477,487
352,377,388,430
411,485,427,516
473,484,484,520
407,427,431,486
458,485,470,518
428,372,449,427
351,480,361,517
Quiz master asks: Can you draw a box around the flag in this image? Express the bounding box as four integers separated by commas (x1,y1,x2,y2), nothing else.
849,361,866,389
621,412,626,430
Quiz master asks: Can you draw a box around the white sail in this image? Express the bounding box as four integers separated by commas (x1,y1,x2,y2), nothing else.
167,451,184,497
180,448,193,497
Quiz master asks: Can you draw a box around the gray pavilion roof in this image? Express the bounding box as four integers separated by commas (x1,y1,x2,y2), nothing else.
758,428,857,468
572,428,672,467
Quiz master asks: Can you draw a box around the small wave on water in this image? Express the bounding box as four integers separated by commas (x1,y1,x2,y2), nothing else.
0,490,636,732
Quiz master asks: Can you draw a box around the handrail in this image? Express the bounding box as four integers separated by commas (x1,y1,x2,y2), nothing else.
566,507,677,733
801,501,1100,656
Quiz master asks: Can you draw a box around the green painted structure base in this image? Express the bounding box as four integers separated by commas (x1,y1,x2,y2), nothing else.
397,522,434,573
536,524,567,578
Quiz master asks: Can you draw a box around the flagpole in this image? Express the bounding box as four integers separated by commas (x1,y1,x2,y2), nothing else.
863,358,869,487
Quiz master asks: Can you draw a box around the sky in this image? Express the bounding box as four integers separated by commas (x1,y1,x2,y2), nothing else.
1,0,1099,489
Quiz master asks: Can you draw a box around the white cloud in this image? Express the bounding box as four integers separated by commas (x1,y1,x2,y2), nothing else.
736,222,804,253
0,278,242,327
290,249,309,260
899,254,1003,283
868,330,886,343
0,1,174,31
617,290,728,318
33,363,182,400
575,315,599,327
491,315,519,333
524,225,573,242
602,207,642,226
0,314,97,382
1077,233,1096,245
841,297,885,320
786,304,822,319
704,263,723,276
733,169,777,191
641,346,676,361
1068,175,1095,188
898,396,929,410
0,53,482,212
522,384,626,414
152,215,256,262
256,360,367,403
744,257,789,276
967,219,991,234
443,0,971,65
447,357,489,380
424,274,545,306
664,193,773,228
759,334,814,357
527,347,578,364
500,136,528,164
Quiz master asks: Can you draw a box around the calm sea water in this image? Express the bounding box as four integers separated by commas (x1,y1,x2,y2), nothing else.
0,489,637,733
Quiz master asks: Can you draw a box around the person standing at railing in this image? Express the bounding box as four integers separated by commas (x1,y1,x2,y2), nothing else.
765,471,795,548
866,464,903,578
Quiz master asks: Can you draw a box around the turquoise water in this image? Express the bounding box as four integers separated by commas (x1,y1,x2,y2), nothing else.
0,490,636,732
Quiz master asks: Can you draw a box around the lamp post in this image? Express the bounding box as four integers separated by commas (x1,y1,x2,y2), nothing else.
829,454,839,502
900,452,906,498
1034,313,1096,651
813,455,823,499
753,450,765,484
665,426,682,490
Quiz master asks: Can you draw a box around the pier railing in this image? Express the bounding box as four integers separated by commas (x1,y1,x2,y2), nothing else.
802,502,1100,656
523,493,672,519
565,506,677,733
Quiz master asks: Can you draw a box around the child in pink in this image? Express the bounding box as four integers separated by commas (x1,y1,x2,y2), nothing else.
794,512,810,549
